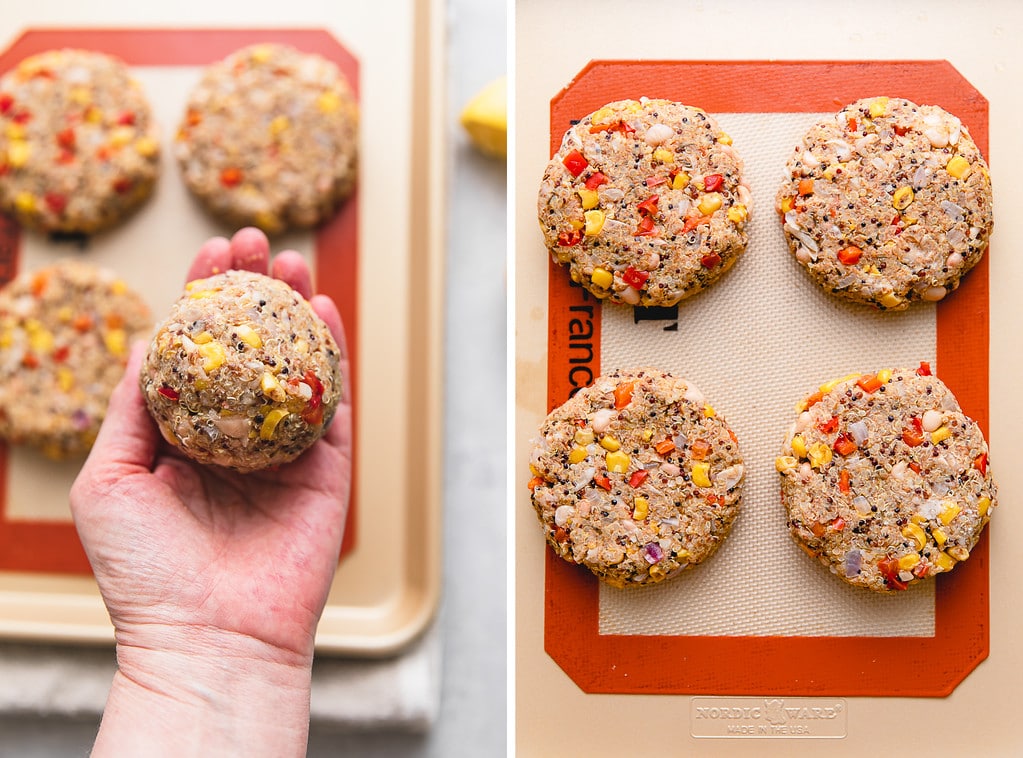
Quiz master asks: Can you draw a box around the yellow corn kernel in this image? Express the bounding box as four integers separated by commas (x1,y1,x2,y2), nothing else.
56,306,73,323
294,338,309,354
703,403,716,418
791,434,808,459
819,373,860,394
600,435,621,452
249,44,275,63
259,408,291,440
84,106,102,124
103,329,126,357
775,455,799,473
189,289,216,300
198,340,226,372
727,204,748,224
632,496,649,520
584,209,606,236
7,140,30,168
898,552,920,571
653,148,674,164
939,502,961,525
133,137,158,157
901,523,927,551
577,188,599,210
13,192,35,213
28,328,53,354
698,192,723,215
932,528,947,547
605,450,630,473
869,96,889,118
876,368,893,384
193,331,213,344
978,496,992,518
193,379,209,391
568,446,588,464
931,425,952,445
234,324,262,349
56,366,75,392
808,442,833,469
648,564,667,580
690,461,712,487
910,512,927,525
892,186,915,210
5,122,25,140
879,292,903,309
68,85,91,105
780,196,795,214
568,217,584,231
254,210,283,234
590,267,613,289
269,115,290,138
672,171,690,190
316,90,341,113
574,428,595,446
933,552,955,572
946,155,972,179
641,428,653,442
109,126,135,148
947,545,970,562
590,106,614,126
260,371,286,401
717,132,733,145
529,464,540,477
109,280,128,296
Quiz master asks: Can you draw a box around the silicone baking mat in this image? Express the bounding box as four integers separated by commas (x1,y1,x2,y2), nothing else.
542,60,989,697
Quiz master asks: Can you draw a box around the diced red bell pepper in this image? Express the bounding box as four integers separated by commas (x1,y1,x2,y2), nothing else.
654,439,675,456
553,527,569,543
44,193,67,214
690,439,711,461
974,453,988,475
833,434,857,456
594,473,612,491
628,470,649,488
613,381,635,410
116,110,136,126
52,346,70,363
838,470,851,493
894,124,910,136
908,462,921,474
634,216,656,236
817,416,840,434
681,215,711,234
220,167,243,187
637,195,659,217
831,516,846,530
645,175,667,188
916,361,932,376
856,374,882,393
804,391,824,409
113,178,133,194
902,420,924,447
700,253,721,269
56,127,76,150
527,475,545,491
562,149,589,177
622,266,649,290
557,229,582,247
837,246,862,265
878,557,909,591
703,173,724,192
0,94,12,114
584,171,607,190
847,117,858,132
158,386,180,401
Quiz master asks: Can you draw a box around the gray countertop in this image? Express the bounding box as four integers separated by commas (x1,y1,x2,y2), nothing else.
0,0,508,754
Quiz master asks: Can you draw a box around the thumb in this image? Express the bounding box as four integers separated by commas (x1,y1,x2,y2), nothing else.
79,340,160,479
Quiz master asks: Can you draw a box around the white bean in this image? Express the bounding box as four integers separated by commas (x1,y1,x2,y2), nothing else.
921,409,944,432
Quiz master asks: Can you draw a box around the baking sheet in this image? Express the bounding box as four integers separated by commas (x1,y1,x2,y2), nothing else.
0,14,443,656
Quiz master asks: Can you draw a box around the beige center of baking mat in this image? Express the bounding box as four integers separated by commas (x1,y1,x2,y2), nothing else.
598,112,937,637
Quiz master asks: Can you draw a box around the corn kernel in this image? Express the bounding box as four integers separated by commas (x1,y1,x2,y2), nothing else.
198,340,226,372
261,371,286,401
28,328,53,354
68,85,91,105
879,292,903,309
947,545,970,562
653,148,674,164
869,96,889,118
574,428,595,446
649,564,667,580
5,122,25,140
234,324,262,349
57,367,74,392
590,267,613,289
84,106,102,124
250,44,274,63
698,192,723,215
911,513,927,525
584,209,606,236
254,210,283,234
791,434,808,459
568,217,584,231
641,428,653,442
932,528,947,547
717,132,732,145
978,496,992,517
189,289,216,300
193,331,213,344
577,188,599,210
819,373,859,394
294,338,309,354
316,90,341,113
632,496,649,520
605,450,630,473
876,369,893,384
808,442,833,469
727,204,748,224
892,186,915,210
269,115,290,138
133,137,158,157
946,155,972,179
568,446,588,464
672,172,690,190
109,126,135,148
938,502,961,525
703,403,716,418
103,329,126,357
109,280,128,296
901,523,927,551
7,140,30,168
259,408,291,440
933,552,955,571
898,552,920,571
600,435,621,452
690,461,712,487
13,192,35,213
590,106,614,126
931,425,952,445
775,455,798,473
56,306,73,323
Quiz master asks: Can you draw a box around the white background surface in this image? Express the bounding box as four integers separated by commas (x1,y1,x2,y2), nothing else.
0,0,508,755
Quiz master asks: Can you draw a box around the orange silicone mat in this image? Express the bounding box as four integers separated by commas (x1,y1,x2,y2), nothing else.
542,60,990,697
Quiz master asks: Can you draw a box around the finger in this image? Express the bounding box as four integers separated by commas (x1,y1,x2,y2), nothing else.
271,250,313,299
229,227,271,274
185,236,231,283
310,294,342,345
79,341,159,477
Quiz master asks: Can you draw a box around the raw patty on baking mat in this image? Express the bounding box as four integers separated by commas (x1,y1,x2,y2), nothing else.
175,43,358,234
0,49,160,234
0,260,151,458
776,96,993,311
528,367,744,588
538,98,751,307
777,364,996,592
141,270,342,472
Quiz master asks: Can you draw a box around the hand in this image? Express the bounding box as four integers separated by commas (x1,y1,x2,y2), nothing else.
70,227,352,755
